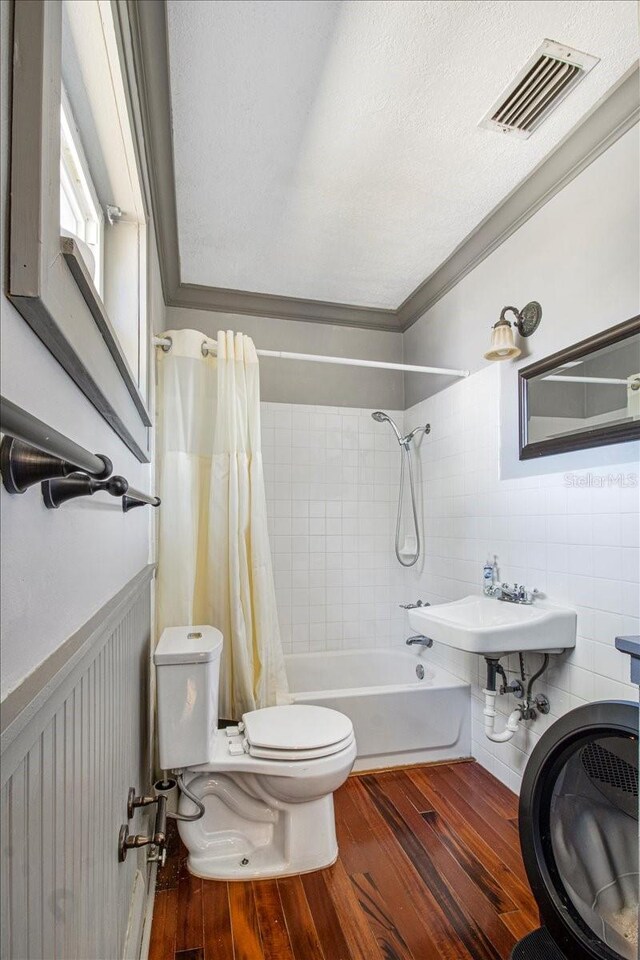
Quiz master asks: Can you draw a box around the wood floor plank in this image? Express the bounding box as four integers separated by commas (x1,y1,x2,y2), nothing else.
149,889,171,960
277,876,326,960
387,774,516,960
229,882,263,960
149,761,538,960
501,909,539,942
253,879,296,960
449,759,520,820
397,773,519,915
176,873,204,953
340,804,448,960
151,886,178,960
345,777,474,960
428,764,522,852
301,868,355,960
417,764,529,883
333,787,372,875
202,881,234,960
420,808,519,915
350,871,416,960
407,767,538,925
323,859,385,960
364,773,515,960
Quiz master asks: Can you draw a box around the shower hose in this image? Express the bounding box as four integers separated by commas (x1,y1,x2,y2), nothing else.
395,441,420,567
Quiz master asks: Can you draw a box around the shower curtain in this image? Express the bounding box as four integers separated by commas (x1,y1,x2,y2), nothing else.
156,328,289,717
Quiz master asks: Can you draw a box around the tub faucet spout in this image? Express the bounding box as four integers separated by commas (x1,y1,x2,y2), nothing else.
406,635,433,647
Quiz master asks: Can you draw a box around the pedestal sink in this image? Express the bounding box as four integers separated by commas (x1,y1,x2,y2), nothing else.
408,595,576,656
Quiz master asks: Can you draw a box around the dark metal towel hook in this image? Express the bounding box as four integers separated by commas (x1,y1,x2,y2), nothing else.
42,473,128,509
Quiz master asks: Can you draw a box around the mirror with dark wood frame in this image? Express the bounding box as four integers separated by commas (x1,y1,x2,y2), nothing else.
519,316,640,460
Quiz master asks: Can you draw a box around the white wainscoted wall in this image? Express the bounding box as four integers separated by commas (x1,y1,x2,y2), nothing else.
0,568,155,960
261,402,407,654
402,362,639,793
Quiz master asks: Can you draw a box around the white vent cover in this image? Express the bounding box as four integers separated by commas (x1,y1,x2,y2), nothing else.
480,40,599,139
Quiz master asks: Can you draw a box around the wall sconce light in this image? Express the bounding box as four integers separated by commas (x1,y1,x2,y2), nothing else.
484,302,542,361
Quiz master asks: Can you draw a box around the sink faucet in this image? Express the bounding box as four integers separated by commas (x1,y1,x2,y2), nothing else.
488,582,538,604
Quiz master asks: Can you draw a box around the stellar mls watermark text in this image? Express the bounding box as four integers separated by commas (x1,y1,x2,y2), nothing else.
563,472,638,488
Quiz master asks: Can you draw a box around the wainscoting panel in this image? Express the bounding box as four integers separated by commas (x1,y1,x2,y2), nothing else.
1,565,155,960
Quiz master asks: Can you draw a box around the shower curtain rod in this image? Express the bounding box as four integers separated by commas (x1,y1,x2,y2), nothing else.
152,336,469,378
542,374,632,385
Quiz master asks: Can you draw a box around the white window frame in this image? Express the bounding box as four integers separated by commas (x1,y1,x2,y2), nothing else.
9,1,151,462
60,87,104,295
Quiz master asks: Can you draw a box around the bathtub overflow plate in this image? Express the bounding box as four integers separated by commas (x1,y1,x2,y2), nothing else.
416,664,425,680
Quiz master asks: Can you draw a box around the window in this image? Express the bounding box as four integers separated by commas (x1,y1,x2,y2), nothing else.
60,0,150,401
60,89,104,295
10,0,152,461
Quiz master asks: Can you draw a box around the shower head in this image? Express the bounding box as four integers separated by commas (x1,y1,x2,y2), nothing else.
371,411,403,443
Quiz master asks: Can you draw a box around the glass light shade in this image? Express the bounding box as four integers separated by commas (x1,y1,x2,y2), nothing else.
484,321,521,361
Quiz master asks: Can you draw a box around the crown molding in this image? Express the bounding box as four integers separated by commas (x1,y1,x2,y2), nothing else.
126,0,399,331
397,65,640,330
167,281,398,330
127,0,638,334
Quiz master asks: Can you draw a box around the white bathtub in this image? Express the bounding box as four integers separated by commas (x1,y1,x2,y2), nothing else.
285,648,471,772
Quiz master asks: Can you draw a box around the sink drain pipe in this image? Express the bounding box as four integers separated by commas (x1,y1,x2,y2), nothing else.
483,658,522,743
483,655,551,742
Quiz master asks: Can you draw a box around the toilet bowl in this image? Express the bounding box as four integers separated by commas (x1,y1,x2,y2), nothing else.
154,626,356,880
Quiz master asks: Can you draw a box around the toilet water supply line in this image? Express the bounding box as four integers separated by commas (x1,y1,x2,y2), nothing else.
166,773,205,822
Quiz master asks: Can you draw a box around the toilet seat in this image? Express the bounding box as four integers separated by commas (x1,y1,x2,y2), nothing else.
228,704,354,761
241,730,356,761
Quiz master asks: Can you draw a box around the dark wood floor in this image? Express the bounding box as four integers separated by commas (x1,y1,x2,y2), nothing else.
149,760,539,960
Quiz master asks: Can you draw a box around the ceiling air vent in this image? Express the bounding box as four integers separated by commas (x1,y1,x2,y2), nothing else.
480,40,599,139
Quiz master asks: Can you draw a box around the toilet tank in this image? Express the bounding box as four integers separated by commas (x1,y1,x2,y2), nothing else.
154,625,223,770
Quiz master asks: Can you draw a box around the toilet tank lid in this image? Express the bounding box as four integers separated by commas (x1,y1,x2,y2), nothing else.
154,626,223,665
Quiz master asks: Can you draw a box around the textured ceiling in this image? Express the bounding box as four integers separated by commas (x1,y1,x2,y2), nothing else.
166,0,637,308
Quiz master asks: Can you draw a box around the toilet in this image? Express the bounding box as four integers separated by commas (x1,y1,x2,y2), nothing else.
154,625,356,880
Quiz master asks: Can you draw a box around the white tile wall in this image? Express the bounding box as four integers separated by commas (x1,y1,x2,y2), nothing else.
261,403,407,654
261,365,639,794
402,363,640,793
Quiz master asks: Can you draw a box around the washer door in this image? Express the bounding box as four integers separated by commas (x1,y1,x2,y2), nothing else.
519,701,638,960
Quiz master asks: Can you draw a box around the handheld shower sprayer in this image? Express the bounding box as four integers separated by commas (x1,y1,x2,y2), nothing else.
371,410,403,443
371,412,429,448
371,412,430,566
